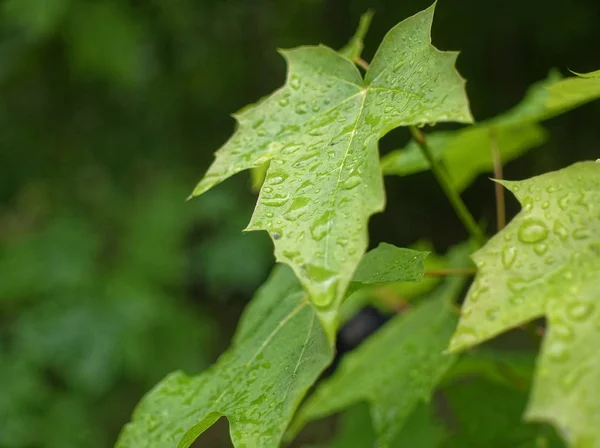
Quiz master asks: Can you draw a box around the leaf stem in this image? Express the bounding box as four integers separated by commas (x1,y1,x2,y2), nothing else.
424,268,477,277
354,57,370,71
489,128,506,231
409,126,486,246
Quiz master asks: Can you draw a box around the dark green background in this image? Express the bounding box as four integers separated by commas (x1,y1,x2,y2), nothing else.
0,0,598,446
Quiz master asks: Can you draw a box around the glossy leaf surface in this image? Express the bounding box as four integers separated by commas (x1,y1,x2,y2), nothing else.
116,266,333,448
382,69,600,192
292,263,468,447
190,3,472,313
449,161,600,447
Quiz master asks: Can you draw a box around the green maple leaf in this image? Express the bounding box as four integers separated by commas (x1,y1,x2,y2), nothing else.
351,242,427,286
248,10,374,193
382,69,600,192
290,244,471,447
117,243,427,448
116,266,334,448
448,161,600,447
190,3,472,318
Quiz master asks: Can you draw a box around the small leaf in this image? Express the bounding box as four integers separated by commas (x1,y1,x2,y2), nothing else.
339,243,429,322
352,242,428,285
382,69,600,192
190,3,472,314
381,123,547,192
116,266,334,448
448,161,600,447
500,69,600,124
339,10,374,61
291,244,471,447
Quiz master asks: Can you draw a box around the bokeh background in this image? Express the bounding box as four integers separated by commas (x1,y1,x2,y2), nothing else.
0,0,598,446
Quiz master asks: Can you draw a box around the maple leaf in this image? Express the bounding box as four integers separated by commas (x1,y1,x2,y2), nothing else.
449,161,600,447
116,266,334,448
189,3,472,323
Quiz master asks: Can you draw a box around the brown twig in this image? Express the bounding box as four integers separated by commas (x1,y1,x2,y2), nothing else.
489,128,506,231
354,57,370,71
410,126,486,247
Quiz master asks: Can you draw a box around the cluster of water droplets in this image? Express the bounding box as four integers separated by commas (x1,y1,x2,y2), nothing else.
453,165,600,352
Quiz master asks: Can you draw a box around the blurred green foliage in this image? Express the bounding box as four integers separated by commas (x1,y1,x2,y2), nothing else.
0,0,598,446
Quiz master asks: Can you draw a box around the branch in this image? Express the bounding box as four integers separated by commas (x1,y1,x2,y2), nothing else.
410,126,486,246
354,57,370,71
489,128,506,231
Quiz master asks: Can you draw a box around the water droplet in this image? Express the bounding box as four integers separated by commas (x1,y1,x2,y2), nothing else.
541,201,550,209
336,237,349,248
547,341,568,362
303,264,339,307
509,295,524,306
268,171,289,185
502,246,517,268
281,143,302,155
290,76,301,90
295,101,309,115
552,321,574,341
393,61,405,72
272,232,281,240
486,308,499,321
310,211,334,241
278,98,289,107
534,243,548,255
342,175,361,190
572,228,591,240
552,220,569,241
283,249,301,262
558,195,570,210
451,327,479,348
560,367,589,392
567,302,594,321
283,197,310,221
518,219,548,243
260,194,290,207
365,113,381,126
507,277,529,294
469,280,489,302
